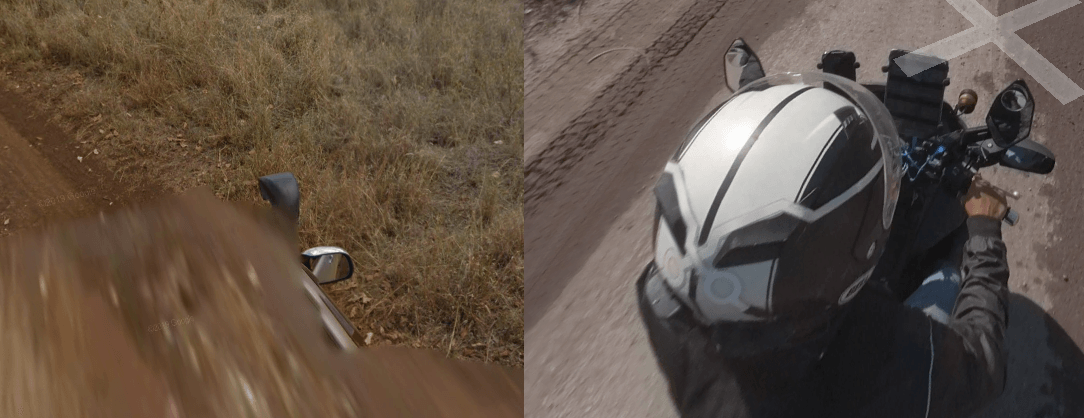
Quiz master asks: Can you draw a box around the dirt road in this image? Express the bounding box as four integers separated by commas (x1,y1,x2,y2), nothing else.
0,85,524,417
0,85,144,235
525,0,1084,415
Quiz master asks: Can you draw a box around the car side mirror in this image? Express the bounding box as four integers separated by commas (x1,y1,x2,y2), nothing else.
986,80,1034,149
302,246,355,284
724,38,766,92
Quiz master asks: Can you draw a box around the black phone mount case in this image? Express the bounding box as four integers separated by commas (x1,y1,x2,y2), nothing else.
883,50,949,140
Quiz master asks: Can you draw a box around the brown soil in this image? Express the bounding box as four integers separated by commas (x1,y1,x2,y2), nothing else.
0,86,522,417
0,190,523,418
0,83,157,234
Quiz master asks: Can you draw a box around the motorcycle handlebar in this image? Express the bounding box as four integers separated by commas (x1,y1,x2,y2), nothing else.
960,126,991,145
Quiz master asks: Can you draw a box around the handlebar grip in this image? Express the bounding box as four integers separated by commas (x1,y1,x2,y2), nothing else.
1003,208,1019,226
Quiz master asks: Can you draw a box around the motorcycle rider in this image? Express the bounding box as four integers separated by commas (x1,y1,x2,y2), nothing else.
637,73,1009,417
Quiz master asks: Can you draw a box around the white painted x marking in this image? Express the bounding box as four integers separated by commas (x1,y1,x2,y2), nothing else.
896,0,1083,104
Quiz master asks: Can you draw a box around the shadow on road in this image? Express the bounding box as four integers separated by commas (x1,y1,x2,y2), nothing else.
977,293,1084,417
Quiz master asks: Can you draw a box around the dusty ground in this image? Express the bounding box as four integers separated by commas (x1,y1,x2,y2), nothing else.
0,191,523,417
525,0,1084,415
0,86,523,416
0,84,158,235
0,0,524,366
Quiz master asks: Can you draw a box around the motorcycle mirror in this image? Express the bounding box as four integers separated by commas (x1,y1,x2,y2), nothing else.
258,172,301,226
985,80,1034,149
302,246,355,284
999,139,1055,174
816,50,860,81
724,38,766,92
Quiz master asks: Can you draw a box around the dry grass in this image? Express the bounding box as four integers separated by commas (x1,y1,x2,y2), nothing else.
0,0,523,366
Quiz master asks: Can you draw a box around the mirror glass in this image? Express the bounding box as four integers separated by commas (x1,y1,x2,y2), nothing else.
302,246,355,284
724,45,748,92
1002,89,1027,111
986,80,1034,149
724,39,765,92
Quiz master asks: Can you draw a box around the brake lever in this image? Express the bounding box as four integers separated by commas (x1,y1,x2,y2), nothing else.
1004,208,1019,226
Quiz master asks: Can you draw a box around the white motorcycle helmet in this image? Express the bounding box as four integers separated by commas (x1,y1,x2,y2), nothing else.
647,72,902,355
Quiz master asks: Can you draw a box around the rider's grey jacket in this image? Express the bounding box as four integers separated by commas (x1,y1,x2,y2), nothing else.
637,217,1009,418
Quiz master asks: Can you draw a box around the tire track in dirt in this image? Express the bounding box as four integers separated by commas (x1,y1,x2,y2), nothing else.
524,0,691,164
524,0,731,329
0,91,93,226
524,0,728,211
524,0,638,93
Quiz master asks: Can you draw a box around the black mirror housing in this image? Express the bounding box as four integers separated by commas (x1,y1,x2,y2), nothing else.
986,80,1034,149
999,139,1055,174
817,50,859,81
258,172,301,226
723,38,766,92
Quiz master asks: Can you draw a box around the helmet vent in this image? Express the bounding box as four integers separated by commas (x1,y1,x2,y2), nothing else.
712,213,799,268
714,242,784,269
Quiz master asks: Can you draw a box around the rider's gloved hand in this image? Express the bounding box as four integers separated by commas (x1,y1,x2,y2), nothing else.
963,175,1009,221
